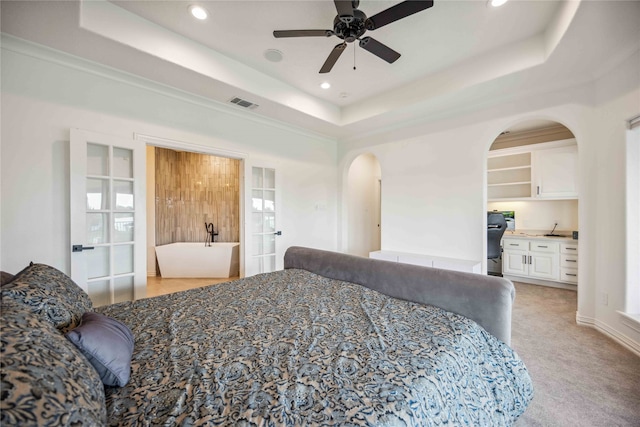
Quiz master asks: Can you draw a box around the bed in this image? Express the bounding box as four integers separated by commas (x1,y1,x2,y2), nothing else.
1,246,533,426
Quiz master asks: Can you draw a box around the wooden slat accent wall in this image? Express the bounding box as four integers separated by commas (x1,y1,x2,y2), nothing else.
155,148,240,246
490,124,575,151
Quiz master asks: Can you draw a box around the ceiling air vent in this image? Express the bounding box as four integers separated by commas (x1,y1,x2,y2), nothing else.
228,97,259,110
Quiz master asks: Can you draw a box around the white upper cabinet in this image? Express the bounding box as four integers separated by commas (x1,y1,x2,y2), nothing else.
532,144,579,199
488,139,578,201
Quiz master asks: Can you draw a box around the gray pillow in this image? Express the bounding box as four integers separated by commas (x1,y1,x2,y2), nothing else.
66,312,135,387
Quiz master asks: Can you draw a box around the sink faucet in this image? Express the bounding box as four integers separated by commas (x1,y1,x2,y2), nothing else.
204,222,218,246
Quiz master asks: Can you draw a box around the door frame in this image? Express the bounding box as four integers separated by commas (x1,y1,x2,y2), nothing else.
135,134,248,277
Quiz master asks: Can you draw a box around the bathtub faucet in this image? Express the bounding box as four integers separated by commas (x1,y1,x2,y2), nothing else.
205,222,218,246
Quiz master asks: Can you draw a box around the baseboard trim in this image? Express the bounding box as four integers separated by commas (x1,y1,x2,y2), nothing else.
576,312,640,357
503,275,577,291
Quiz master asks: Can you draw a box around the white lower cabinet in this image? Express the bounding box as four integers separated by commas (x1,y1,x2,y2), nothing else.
503,239,560,281
369,250,482,274
560,243,579,284
529,241,560,280
503,244,528,275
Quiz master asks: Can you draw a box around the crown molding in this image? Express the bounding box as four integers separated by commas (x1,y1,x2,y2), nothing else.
1,34,338,145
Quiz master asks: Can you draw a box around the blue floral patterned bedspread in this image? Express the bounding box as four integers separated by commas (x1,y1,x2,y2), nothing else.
98,269,533,426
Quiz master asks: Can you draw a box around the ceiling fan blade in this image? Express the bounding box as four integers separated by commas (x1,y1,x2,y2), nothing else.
334,0,354,23
359,37,401,63
366,0,434,30
273,30,332,38
319,43,347,74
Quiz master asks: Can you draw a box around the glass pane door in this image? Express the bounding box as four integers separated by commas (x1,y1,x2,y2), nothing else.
85,143,135,304
251,167,276,274
70,129,146,306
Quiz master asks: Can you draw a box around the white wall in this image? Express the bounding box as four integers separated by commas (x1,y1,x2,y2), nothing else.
355,124,495,264
487,200,578,232
588,50,640,346
347,153,381,257
0,41,338,274
339,50,640,353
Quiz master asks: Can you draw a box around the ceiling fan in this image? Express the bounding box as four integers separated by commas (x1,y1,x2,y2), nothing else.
273,0,434,73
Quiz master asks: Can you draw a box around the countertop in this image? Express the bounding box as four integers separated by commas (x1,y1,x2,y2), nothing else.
501,230,577,243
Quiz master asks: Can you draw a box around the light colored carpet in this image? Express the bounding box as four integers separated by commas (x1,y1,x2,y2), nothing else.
512,282,640,426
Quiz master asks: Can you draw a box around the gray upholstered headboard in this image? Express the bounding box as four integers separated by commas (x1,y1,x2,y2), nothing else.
284,246,515,345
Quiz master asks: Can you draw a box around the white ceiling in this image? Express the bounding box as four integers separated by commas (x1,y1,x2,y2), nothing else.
110,0,559,106
1,0,639,140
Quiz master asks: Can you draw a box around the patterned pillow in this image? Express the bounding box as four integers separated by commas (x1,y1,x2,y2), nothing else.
1,270,15,286
0,300,107,425
0,263,93,332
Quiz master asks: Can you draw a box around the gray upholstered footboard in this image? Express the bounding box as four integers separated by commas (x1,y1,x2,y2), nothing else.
284,246,515,345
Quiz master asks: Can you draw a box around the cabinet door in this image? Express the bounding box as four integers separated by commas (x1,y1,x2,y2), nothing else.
533,145,578,198
503,250,528,276
529,252,559,280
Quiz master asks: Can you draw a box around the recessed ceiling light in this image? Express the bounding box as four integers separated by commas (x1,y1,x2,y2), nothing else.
488,0,508,7
320,82,331,89
189,5,208,20
264,49,284,62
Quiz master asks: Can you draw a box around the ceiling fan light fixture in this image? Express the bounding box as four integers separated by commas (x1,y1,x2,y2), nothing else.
273,0,434,73
488,0,508,7
189,5,208,20
320,82,331,89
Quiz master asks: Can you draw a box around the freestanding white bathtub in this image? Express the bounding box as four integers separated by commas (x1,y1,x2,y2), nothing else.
155,242,240,278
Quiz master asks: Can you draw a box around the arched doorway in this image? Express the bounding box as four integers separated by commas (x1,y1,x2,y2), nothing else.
486,119,579,290
347,153,382,257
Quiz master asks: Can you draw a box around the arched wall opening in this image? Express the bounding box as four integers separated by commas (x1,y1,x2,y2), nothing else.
346,153,382,257
485,118,580,291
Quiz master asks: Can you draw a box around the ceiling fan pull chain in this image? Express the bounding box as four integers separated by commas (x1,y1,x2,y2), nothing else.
353,44,357,70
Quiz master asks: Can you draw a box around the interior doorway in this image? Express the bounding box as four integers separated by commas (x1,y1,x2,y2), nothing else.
347,153,382,257
486,119,579,288
143,139,245,282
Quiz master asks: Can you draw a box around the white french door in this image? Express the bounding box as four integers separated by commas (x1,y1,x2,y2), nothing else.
250,166,280,275
70,129,146,306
